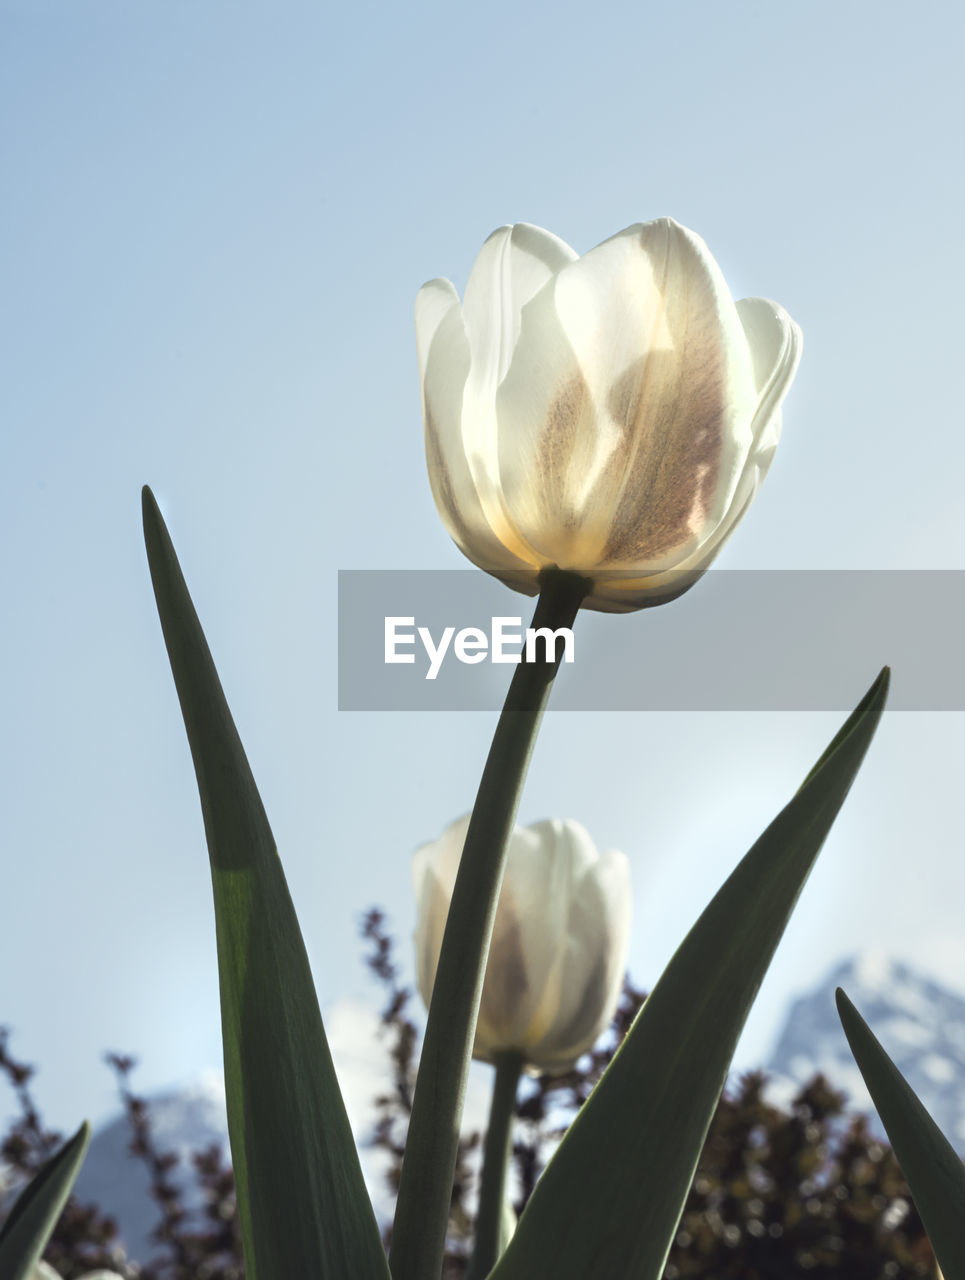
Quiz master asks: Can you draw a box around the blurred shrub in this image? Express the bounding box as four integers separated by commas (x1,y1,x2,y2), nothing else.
0,912,938,1279
362,908,936,1280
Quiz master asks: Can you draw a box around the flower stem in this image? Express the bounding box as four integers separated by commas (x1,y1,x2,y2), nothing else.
467,1051,524,1280
388,569,588,1280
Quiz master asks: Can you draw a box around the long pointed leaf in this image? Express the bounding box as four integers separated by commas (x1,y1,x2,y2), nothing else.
490,669,889,1280
0,1122,89,1280
837,988,965,1279
141,487,389,1280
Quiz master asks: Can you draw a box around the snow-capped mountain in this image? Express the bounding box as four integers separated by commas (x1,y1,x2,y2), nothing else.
766,952,965,1152
72,1071,230,1267
31,958,965,1267
69,1002,391,1265
68,1000,493,1267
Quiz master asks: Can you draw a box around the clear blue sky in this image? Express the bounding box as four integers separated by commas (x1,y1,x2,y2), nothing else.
2,0,964,1133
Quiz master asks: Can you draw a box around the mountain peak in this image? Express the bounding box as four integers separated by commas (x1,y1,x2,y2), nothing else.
767,953,965,1151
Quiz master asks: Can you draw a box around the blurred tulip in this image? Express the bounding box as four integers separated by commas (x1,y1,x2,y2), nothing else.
417,218,801,611
413,816,631,1072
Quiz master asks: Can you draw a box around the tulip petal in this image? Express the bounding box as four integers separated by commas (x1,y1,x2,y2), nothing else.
736,296,803,462
412,817,467,1009
495,219,759,572
455,225,581,571
462,224,578,392
538,848,632,1068
573,220,758,562
582,298,801,610
478,819,581,1052
660,298,801,577
421,300,529,574
516,821,600,1053
415,278,461,375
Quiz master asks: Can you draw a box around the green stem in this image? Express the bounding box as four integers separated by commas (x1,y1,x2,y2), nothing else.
467,1052,524,1280
388,569,588,1280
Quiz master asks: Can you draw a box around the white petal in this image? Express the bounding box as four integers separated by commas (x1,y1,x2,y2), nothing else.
735,296,803,461
478,819,582,1051
421,301,530,573
651,299,800,586
411,814,465,900
462,223,577,392
476,822,551,1047
581,220,758,563
420,233,575,575
415,277,460,377
528,845,631,1068
591,298,802,607
411,817,467,1008
495,219,759,573
505,821,597,1053
492,279,600,567
455,225,580,571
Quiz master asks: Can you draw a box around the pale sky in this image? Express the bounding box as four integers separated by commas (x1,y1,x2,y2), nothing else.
2,0,964,1135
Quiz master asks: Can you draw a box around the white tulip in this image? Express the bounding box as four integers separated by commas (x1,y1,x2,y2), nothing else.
417,219,801,612
413,816,631,1072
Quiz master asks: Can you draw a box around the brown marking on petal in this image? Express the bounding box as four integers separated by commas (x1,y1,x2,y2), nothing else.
606,363,644,429
544,953,609,1059
424,403,478,552
480,908,530,1030
528,370,593,533
602,317,726,562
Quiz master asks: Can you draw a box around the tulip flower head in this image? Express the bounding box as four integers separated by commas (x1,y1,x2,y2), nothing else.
417,219,802,611
413,816,631,1073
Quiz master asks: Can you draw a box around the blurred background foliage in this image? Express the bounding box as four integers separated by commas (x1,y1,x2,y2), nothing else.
0,911,936,1280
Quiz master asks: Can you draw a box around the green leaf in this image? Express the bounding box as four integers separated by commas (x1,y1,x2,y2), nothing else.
489,669,889,1280
837,988,965,1279
141,487,389,1280
0,1122,89,1280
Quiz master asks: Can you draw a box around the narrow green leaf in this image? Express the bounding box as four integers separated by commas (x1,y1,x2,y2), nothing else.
0,1122,89,1280
141,487,389,1280
490,669,889,1280
837,988,965,1279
